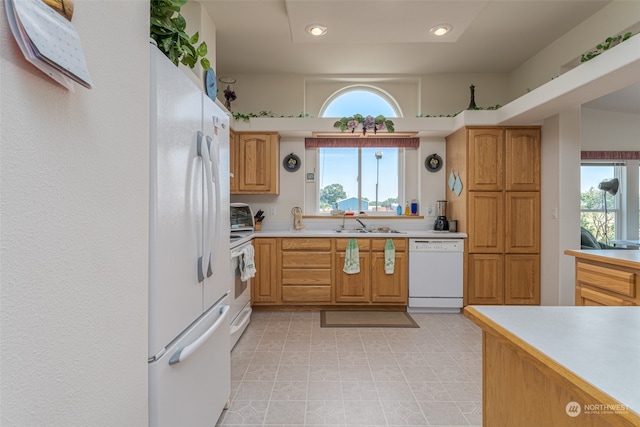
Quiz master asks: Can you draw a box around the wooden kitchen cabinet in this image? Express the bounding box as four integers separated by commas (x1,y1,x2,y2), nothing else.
371,239,407,303
505,128,541,191
280,238,333,304
505,192,540,254
251,238,278,304
467,128,504,191
468,192,504,253
231,132,279,194
504,254,540,304
229,129,237,193
467,254,504,305
565,250,640,306
250,237,408,308
446,126,541,306
335,238,371,303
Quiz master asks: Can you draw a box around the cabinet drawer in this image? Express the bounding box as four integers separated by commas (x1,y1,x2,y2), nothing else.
282,238,331,250
578,287,634,306
576,262,636,297
282,286,331,302
336,238,371,251
282,269,332,285
282,252,331,268
371,238,406,252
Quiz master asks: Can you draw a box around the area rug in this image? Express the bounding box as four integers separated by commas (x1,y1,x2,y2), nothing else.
320,311,419,328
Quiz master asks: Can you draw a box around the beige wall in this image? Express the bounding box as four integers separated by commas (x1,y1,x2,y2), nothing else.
508,1,640,101
0,0,149,424
581,108,640,150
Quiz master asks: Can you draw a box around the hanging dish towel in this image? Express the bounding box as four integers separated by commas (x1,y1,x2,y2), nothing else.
240,244,256,281
385,238,395,274
343,238,360,274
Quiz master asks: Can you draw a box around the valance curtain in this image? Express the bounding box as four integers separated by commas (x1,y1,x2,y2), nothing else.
581,151,640,160
305,137,419,149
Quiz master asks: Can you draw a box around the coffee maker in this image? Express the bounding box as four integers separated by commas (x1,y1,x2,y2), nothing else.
434,200,449,231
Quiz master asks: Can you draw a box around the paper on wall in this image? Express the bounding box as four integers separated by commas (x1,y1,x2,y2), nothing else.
5,0,93,90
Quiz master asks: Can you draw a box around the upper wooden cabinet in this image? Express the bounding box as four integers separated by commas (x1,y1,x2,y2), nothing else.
468,128,504,191
230,132,279,194
505,128,541,191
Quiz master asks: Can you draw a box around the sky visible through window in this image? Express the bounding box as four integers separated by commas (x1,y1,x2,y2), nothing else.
581,165,616,192
323,90,398,118
320,90,400,209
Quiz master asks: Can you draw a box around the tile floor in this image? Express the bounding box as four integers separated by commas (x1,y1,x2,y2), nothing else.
216,311,482,426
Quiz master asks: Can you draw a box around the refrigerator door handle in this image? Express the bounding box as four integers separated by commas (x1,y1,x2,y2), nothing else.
169,304,230,365
197,131,214,283
206,133,220,278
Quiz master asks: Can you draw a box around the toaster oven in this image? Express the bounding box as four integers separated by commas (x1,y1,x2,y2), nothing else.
230,203,254,232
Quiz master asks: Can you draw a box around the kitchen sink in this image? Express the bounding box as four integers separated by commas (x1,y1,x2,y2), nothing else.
334,228,406,234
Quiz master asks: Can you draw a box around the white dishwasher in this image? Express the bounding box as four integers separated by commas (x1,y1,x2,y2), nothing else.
408,239,464,313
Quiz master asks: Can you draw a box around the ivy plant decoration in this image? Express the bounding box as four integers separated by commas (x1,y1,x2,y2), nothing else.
581,32,634,63
150,0,210,70
333,114,395,135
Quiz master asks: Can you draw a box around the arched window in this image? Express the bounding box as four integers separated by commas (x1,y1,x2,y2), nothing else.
313,86,408,215
320,85,402,118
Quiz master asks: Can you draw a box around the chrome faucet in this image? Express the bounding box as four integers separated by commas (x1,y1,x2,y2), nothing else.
341,214,347,230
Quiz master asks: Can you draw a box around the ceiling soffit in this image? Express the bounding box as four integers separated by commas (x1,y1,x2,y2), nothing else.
285,0,488,44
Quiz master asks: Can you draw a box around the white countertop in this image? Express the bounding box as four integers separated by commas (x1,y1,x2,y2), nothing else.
467,306,640,415
251,229,467,239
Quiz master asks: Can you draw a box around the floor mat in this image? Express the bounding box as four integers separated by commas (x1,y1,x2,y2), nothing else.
320,310,419,328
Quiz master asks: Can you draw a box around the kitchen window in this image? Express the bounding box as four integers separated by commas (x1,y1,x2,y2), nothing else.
318,146,400,213
580,162,622,243
310,86,410,215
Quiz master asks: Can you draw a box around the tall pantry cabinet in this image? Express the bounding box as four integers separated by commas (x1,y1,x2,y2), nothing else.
446,127,541,305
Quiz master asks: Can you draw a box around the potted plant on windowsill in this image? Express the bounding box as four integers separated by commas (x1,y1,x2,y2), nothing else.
150,0,210,70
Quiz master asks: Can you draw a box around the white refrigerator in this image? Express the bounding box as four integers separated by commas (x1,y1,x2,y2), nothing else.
148,45,231,427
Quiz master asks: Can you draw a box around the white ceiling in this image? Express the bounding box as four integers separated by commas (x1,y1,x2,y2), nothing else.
202,0,640,113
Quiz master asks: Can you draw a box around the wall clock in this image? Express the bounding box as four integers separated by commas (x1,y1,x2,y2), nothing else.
205,68,217,101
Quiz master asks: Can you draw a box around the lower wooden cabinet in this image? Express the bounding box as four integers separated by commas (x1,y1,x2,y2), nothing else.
335,238,371,303
468,254,503,305
281,238,332,304
371,239,408,303
467,253,540,305
573,257,639,306
252,238,278,304
251,237,408,307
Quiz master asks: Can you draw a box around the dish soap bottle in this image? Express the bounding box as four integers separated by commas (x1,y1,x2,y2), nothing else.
404,201,410,216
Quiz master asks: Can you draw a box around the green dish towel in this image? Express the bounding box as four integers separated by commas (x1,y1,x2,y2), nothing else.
385,238,395,274
343,238,360,274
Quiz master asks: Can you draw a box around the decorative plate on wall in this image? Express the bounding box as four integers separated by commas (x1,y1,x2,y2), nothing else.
425,153,443,172
283,153,301,172
205,68,217,101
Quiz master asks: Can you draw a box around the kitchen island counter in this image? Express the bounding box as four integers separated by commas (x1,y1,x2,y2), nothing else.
464,305,640,426
564,249,640,270
564,249,640,306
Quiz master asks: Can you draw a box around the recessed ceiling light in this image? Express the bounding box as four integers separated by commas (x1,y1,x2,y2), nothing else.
429,24,452,36
306,24,327,36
